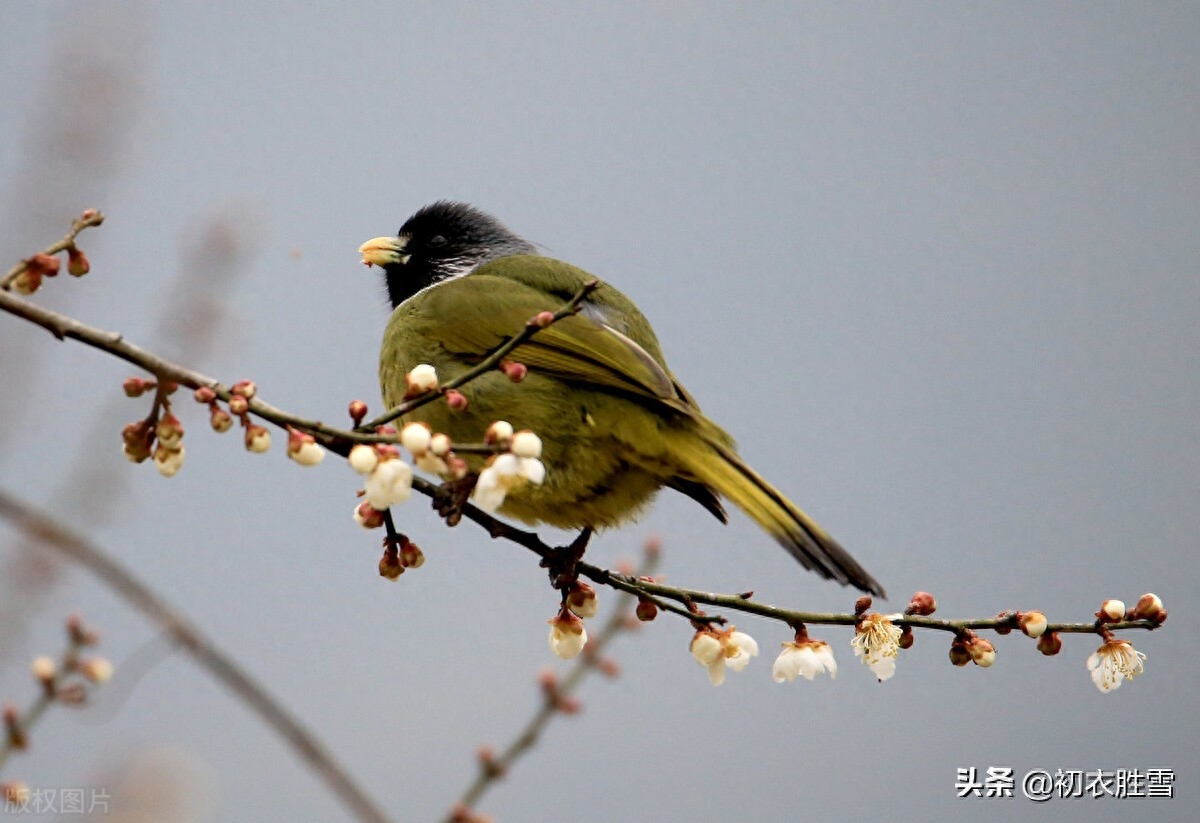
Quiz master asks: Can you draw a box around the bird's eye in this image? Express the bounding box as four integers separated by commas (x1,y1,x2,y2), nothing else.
429,235,446,248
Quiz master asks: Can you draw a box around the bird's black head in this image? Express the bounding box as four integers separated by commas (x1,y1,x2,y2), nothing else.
360,201,537,308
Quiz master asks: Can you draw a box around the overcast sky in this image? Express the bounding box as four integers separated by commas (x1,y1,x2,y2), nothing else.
1,3,1197,822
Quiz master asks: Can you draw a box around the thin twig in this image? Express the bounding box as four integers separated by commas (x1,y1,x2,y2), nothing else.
358,280,600,432
0,210,104,291
446,549,659,822
0,490,394,823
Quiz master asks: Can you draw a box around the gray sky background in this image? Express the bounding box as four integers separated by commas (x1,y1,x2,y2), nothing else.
1,3,1197,822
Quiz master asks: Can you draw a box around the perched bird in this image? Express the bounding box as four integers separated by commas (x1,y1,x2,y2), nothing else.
360,202,884,596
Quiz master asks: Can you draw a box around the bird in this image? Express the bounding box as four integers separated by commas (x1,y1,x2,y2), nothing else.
359,201,884,596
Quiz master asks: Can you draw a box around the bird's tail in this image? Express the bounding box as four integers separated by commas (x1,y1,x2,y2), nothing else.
668,422,885,597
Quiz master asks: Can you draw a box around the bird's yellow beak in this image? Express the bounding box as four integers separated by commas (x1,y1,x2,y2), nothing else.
359,236,410,268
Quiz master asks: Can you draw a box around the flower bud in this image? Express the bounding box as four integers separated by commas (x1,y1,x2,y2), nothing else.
228,394,250,416
399,540,424,568
1019,610,1048,638
79,657,114,684
635,599,658,622
533,311,555,327
485,420,514,445
1131,592,1166,623
500,360,527,382
1037,631,1063,656
949,637,971,667
353,501,385,529
244,425,271,453
287,430,326,466
898,625,915,649
31,656,56,683
153,443,186,477
511,430,542,458
379,549,404,580
230,380,257,399
10,270,42,294
400,422,432,454
566,582,599,618
348,399,368,425
67,247,90,276
405,364,439,395
445,389,468,410
155,413,184,450
1100,599,1127,622
906,591,937,615
429,433,452,456
123,377,154,397
193,386,216,404
854,596,872,616
967,637,996,667
27,253,60,278
210,407,234,432
548,608,588,659
348,444,379,474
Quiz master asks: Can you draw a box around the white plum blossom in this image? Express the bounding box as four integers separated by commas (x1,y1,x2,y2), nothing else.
363,457,413,509
153,444,185,477
548,609,588,659
1087,638,1146,693
347,444,379,474
511,430,542,458
852,613,903,681
400,423,433,455
471,448,546,512
773,639,838,682
691,628,759,686
406,364,439,393
485,420,514,444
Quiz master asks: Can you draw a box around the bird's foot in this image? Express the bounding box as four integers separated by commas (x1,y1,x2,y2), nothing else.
541,526,593,590
432,473,479,527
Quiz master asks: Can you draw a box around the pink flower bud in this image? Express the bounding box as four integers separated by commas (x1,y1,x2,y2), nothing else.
635,599,658,622
193,386,216,404
445,389,468,411
10,269,42,294
27,253,60,277
399,540,424,568
348,400,368,425
898,625,915,649
67,247,90,277
122,377,152,397
500,360,528,382
80,208,99,221
231,380,257,399
533,311,555,327
228,394,249,416
353,501,385,529
906,591,937,616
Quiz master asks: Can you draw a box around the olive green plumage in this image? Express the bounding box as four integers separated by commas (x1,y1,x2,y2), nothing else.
379,253,884,596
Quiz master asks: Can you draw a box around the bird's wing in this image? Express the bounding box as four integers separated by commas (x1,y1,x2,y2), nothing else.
413,273,690,408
